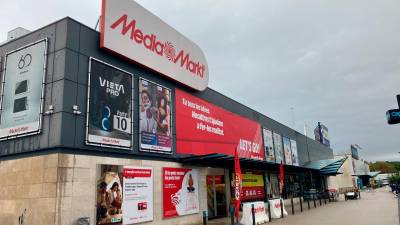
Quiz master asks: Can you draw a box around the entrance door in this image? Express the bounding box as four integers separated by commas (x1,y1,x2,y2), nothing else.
207,175,227,218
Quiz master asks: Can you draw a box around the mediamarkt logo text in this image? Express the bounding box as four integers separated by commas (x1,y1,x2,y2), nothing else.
110,14,206,78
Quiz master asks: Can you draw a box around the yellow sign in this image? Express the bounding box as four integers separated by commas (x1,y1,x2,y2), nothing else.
232,172,264,187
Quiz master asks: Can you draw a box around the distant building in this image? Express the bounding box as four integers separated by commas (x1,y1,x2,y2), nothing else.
328,147,377,192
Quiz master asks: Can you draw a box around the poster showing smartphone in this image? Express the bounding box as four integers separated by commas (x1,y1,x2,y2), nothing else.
86,58,133,149
0,38,47,139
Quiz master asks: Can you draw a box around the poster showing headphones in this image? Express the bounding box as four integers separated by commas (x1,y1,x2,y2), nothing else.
0,39,47,139
86,58,133,149
162,167,199,218
139,78,172,153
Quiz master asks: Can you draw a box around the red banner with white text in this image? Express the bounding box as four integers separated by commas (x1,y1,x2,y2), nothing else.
175,89,264,160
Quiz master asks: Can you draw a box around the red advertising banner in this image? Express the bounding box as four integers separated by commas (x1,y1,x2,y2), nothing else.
163,167,199,218
175,89,264,160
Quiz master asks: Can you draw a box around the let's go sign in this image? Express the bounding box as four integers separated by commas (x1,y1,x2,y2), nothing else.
100,0,209,91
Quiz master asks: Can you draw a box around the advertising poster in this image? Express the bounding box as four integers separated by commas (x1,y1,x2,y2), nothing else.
163,167,199,218
232,171,265,201
0,39,47,139
273,133,284,164
175,89,264,160
290,140,299,166
139,79,172,153
122,167,153,224
86,58,133,149
283,137,292,165
262,128,275,163
96,165,124,225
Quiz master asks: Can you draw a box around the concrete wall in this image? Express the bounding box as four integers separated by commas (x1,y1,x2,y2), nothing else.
0,154,58,225
327,155,355,192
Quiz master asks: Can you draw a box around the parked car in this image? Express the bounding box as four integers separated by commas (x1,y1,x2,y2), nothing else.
345,188,359,200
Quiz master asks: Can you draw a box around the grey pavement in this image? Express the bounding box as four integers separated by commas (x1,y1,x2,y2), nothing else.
203,187,398,225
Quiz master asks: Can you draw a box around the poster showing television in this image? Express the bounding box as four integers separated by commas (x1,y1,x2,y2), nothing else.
273,132,284,164
0,38,47,139
290,139,299,166
175,89,264,160
262,128,275,162
122,166,153,224
282,137,292,165
163,167,199,218
139,78,172,154
96,164,124,225
86,58,133,149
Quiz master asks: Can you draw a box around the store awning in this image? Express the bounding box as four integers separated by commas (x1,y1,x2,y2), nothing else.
178,153,319,173
303,157,347,176
352,171,381,178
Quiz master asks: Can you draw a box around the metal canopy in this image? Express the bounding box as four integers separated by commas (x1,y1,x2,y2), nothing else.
303,157,347,176
352,171,380,178
178,153,319,173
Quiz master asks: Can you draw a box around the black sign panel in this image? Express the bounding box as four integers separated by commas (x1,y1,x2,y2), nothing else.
86,58,133,149
387,109,400,125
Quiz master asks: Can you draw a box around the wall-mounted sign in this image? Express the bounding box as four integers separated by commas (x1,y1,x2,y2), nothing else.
263,128,275,163
0,39,47,139
163,167,199,218
96,164,123,225
101,0,209,91
122,167,153,224
86,58,133,149
273,133,284,164
232,171,265,201
314,122,330,147
139,79,172,153
350,145,359,160
290,140,299,166
175,89,264,160
283,137,292,165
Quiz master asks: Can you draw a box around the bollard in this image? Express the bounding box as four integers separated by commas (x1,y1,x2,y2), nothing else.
230,206,235,225
203,211,208,225
280,199,284,218
251,204,256,225
267,201,272,222
319,197,322,206
358,191,361,199
307,199,310,210
300,197,303,212
313,197,316,208
291,197,294,215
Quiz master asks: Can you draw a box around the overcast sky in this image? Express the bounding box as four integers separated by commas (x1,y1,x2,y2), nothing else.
1,0,399,162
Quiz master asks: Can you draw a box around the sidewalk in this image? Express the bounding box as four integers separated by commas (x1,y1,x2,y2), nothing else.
201,187,398,225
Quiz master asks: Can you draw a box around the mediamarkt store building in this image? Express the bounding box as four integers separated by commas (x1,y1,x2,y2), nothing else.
0,1,336,225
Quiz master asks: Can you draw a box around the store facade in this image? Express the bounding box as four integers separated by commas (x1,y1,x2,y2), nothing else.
0,1,334,225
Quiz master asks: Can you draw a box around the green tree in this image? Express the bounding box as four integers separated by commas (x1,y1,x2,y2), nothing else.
369,161,396,173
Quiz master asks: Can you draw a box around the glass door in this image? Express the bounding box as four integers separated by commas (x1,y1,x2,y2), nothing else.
207,175,227,218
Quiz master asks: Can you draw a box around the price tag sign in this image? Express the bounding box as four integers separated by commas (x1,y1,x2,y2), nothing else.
114,115,131,133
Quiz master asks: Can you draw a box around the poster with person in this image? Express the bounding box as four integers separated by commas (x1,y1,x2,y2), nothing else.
96,165,124,225
283,137,292,165
139,78,172,153
0,39,47,139
290,139,299,166
263,128,275,162
273,132,284,164
162,167,199,218
86,58,133,149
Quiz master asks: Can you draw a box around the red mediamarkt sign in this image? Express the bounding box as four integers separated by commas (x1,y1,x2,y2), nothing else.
100,0,209,91
175,89,264,160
